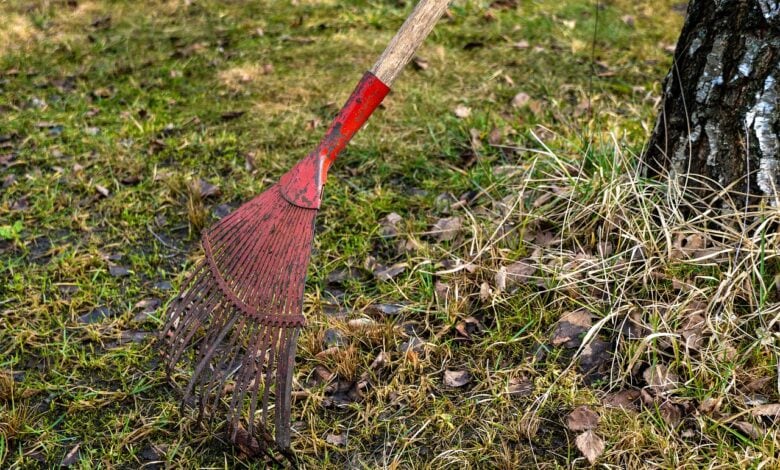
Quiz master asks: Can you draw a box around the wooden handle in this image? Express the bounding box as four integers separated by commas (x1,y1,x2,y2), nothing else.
370,0,450,86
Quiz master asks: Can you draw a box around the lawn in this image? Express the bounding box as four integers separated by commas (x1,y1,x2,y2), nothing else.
2,0,778,468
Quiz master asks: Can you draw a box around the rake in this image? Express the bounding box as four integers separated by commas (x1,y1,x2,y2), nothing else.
158,0,452,453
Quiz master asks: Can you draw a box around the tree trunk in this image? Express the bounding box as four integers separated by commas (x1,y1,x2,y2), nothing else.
644,0,780,200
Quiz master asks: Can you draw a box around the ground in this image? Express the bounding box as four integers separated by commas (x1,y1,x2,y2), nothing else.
1,0,779,468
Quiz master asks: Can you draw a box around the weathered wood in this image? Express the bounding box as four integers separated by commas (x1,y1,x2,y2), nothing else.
370,0,450,86
644,0,780,201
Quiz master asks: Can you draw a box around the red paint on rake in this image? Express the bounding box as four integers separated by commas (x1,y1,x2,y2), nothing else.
159,73,390,450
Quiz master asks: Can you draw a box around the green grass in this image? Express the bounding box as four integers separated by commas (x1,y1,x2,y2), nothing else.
2,0,778,468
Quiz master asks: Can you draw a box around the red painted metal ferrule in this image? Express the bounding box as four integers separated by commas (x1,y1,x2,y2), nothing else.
279,71,390,209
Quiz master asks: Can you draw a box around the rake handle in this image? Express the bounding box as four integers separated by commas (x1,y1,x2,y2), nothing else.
370,0,451,86
278,0,450,209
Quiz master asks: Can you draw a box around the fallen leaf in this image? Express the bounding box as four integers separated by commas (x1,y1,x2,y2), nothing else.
60,443,81,467
551,309,592,348
78,306,116,324
432,216,462,241
479,282,492,301
134,298,161,312
412,56,429,70
621,14,636,27
347,318,377,329
326,433,347,446
367,303,404,316
370,351,389,370
566,406,599,431
659,401,683,426
507,377,534,397
603,389,640,410
514,40,530,49
511,92,531,108
373,262,407,282
95,185,110,197
643,364,679,395
698,397,722,415
575,430,604,464
503,259,536,286
443,369,470,387
220,111,245,121
230,423,262,457
751,403,780,417
732,420,761,440
108,265,130,277
196,178,220,198
454,316,481,340
454,105,471,119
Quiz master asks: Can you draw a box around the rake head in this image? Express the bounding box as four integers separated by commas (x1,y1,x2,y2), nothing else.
158,72,390,455
159,183,316,450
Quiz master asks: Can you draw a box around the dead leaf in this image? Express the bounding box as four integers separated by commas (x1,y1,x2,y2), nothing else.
507,377,534,397
575,430,604,464
566,406,599,431
643,364,678,395
443,369,470,387
432,216,462,241
621,14,636,27
732,421,761,439
698,397,722,415
751,403,780,417
511,92,531,108
603,389,640,411
454,105,471,119
230,423,262,457
373,262,407,282
347,318,377,329
479,282,492,301
514,40,530,49
367,303,404,316
326,433,346,446
454,316,481,340
95,184,110,197
503,259,536,286
659,401,683,426
412,56,429,70
60,443,81,467
134,298,160,312
196,178,220,198
370,351,389,370
551,309,592,348
108,265,130,277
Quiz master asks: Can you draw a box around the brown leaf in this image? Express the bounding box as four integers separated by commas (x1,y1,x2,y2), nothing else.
95,184,110,197
443,369,470,387
751,403,780,417
431,216,462,241
347,318,378,329
196,178,220,198
503,259,536,285
732,421,762,440
575,430,604,464
326,433,347,446
367,303,404,316
566,406,599,431
511,92,531,108
454,105,471,119
603,389,640,411
507,377,534,397
230,423,262,457
643,364,679,395
60,443,81,467
370,351,389,370
551,309,592,348
373,262,407,282
412,56,429,70
134,298,161,312
659,401,683,426
698,397,722,415
454,316,481,340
